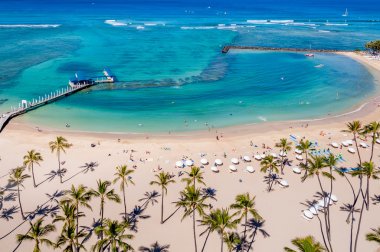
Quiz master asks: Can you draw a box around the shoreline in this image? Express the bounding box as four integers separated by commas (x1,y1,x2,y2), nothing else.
2,51,380,140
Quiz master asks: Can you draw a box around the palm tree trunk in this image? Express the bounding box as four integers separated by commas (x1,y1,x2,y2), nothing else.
193,210,198,252
353,133,362,165
370,133,375,161
122,186,127,220
201,228,211,252
280,149,285,174
317,174,333,252
353,198,366,252
17,184,24,219
76,204,80,252
365,176,370,210
243,214,248,239
58,151,62,183
101,199,104,242
316,214,330,252
31,164,37,188
161,188,164,224
327,167,333,239
221,235,224,252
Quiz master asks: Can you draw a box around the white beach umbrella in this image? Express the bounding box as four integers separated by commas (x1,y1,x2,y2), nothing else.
254,155,262,161
200,158,209,165
279,151,287,157
270,153,278,158
231,158,239,164
296,155,303,160
309,206,319,215
346,140,354,145
175,161,184,168
292,167,302,174
215,159,223,166
185,159,194,166
348,147,356,154
360,142,369,148
279,180,289,187
331,142,339,148
229,165,237,172
211,166,219,173
303,210,314,220
295,149,303,155
243,155,251,162
246,166,255,173
260,154,266,159
329,194,338,202
342,141,349,147
376,139,380,144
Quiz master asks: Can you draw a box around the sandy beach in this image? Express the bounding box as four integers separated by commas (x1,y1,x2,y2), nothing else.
0,52,380,252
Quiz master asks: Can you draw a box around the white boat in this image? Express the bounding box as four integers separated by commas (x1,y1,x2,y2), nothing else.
342,8,348,17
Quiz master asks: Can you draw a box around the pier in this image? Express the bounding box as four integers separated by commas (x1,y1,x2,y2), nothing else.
0,69,116,133
221,45,346,54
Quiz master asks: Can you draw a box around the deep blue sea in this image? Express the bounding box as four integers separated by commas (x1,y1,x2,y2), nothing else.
0,0,379,132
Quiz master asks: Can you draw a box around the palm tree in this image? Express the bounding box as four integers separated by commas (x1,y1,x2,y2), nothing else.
53,202,83,230
91,180,120,242
296,139,314,167
366,227,380,245
49,136,72,183
113,165,135,220
275,138,292,174
93,219,134,252
16,218,56,252
230,193,261,239
8,166,30,219
175,185,208,252
56,223,87,252
61,184,92,251
342,121,363,165
199,210,220,252
210,208,239,252
323,154,338,241
284,236,326,252
23,150,43,187
363,121,380,161
260,156,280,191
182,166,206,187
223,232,241,252
150,172,176,223
138,241,170,252
244,218,270,251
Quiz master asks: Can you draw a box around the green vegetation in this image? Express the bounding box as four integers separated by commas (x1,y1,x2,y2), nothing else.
365,40,380,53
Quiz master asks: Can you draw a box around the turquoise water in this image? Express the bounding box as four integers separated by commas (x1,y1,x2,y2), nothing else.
0,0,379,132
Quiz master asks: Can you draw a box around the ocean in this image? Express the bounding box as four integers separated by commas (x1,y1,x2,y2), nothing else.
0,0,379,132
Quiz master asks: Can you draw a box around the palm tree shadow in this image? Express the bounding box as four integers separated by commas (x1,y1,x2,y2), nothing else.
138,190,160,209
0,205,19,221
26,204,60,221
371,194,380,205
127,205,151,232
62,162,98,183
80,218,102,247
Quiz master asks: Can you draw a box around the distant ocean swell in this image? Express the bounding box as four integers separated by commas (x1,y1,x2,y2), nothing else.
0,24,61,28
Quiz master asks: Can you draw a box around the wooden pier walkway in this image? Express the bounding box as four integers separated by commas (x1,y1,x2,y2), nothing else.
221,45,345,54
0,83,93,133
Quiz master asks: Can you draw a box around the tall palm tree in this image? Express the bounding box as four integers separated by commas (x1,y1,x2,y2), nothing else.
138,241,170,252
113,165,135,220
49,136,72,183
175,185,208,252
284,236,326,252
56,223,87,252
182,166,206,187
23,150,43,187
275,138,292,174
296,139,314,168
8,166,30,219
230,193,261,239
199,210,220,252
61,184,92,251
323,154,338,240
260,156,280,191
366,227,380,245
91,180,120,242
210,208,239,252
16,218,56,252
342,121,363,165
53,202,83,231
363,121,380,161
244,218,270,251
93,219,134,252
150,172,176,223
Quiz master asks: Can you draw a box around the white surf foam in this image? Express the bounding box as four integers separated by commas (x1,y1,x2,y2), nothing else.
0,24,61,28
258,116,267,122
104,19,128,26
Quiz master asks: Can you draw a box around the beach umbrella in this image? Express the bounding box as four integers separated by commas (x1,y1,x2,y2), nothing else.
360,142,369,148
309,206,319,215
348,147,356,154
215,159,223,166
279,180,289,187
211,166,219,173
185,159,194,166
376,139,380,144
279,151,287,157
175,161,184,168
246,166,255,173
303,210,314,220
292,167,301,174
331,142,339,148
329,194,338,202
231,158,239,164
243,155,251,162
260,154,266,159
270,153,277,158
295,149,303,155
229,165,237,172
296,155,303,160
200,158,208,165
254,155,262,161
342,141,349,147
346,140,354,145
